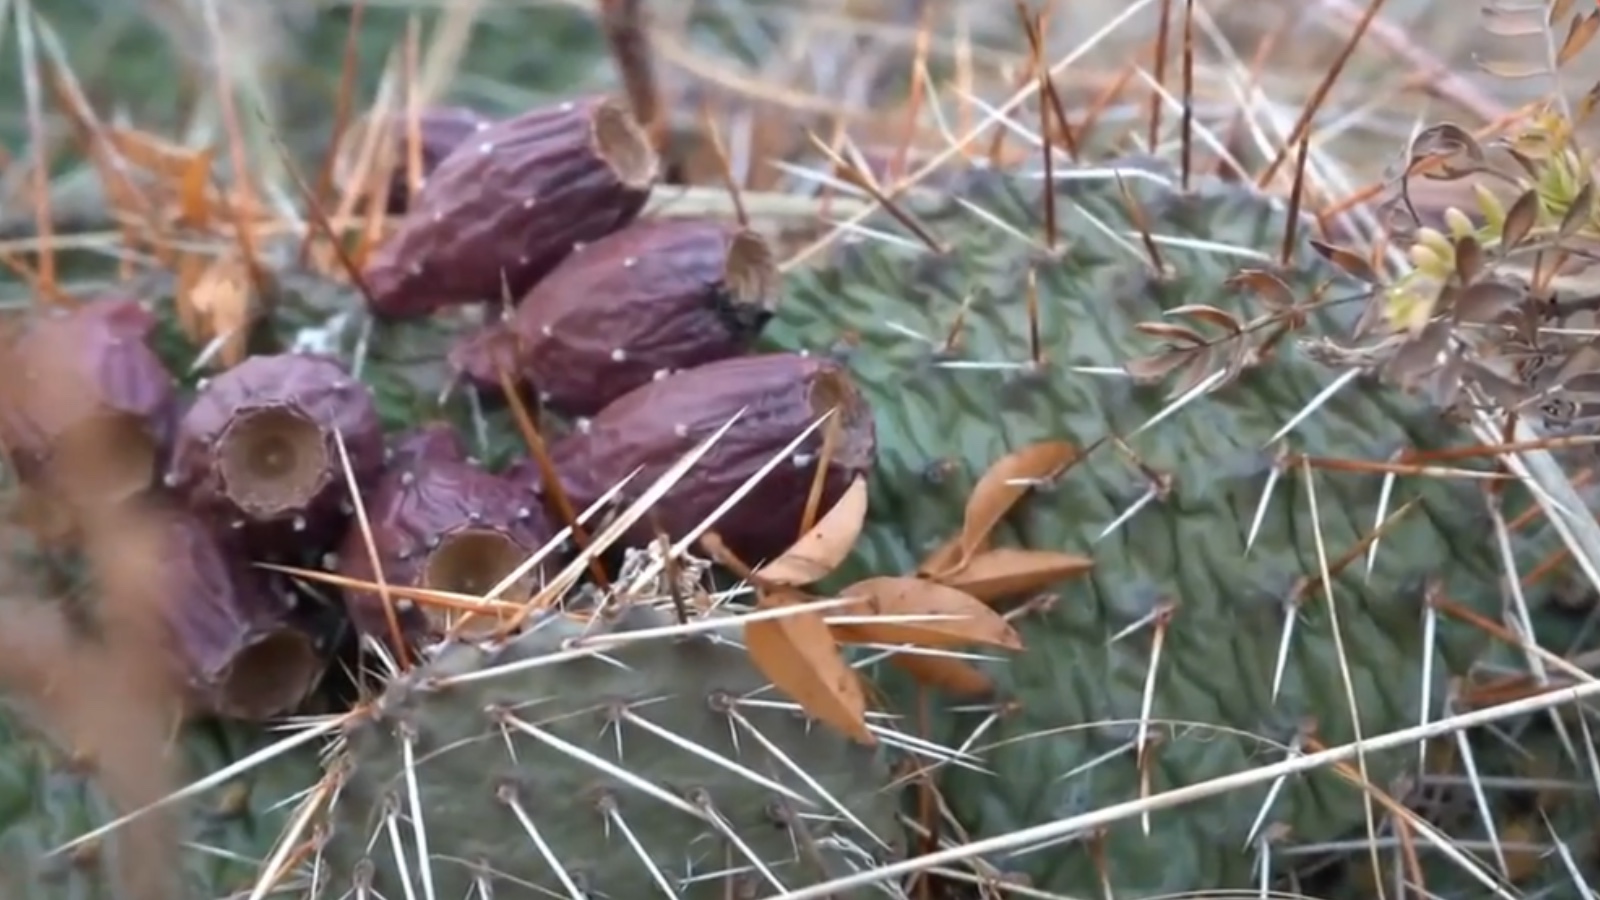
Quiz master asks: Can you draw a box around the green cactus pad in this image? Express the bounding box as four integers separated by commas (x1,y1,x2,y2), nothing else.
322,602,904,899
759,159,1563,894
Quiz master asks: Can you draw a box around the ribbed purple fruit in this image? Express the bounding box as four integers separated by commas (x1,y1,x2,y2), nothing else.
336,423,557,643
167,353,384,545
549,352,876,565
361,93,660,319
99,502,327,720
341,106,497,214
454,218,780,416
0,297,178,511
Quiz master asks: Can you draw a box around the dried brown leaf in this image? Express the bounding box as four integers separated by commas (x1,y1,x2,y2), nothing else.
1171,346,1222,396
888,653,995,698
1453,235,1484,284
1309,240,1382,284
1578,79,1600,126
1226,269,1297,312
1132,321,1208,345
1501,189,1541,248
917,535,965,580
744,590,874,744
1551,0,1580,32
933,547,1094,604
1558,11,1600,67
1406,122,1487,165
1123,349,1195,384
951,441,1078,569
1452,280,1523,324
189,254,255,369
753,476,868,587
1559,180,1594,238
1166,303,1242,335
177,148,215,227
831,576,1022,650
1384,320,1453,386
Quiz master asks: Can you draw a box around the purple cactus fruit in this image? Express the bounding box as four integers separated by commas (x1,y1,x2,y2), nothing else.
549,352,876,565
361,93,660,319
337,106,497,214
0,297,178,512
453,218,780,415
386,419,469,469
336,425,557,643
89,502,326,720
168,353,384,545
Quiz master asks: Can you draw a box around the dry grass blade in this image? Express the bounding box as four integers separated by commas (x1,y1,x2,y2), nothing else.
744,588,874,745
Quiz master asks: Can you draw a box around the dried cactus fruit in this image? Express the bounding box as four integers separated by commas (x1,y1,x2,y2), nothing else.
337,106,497,214
168,353,384,547
759,160,1563,894
457,217,780,415
0,298,178,511
362,93,661,319
550,352,875,565
95,502,329,721
335,423,556,642
320,602,903,899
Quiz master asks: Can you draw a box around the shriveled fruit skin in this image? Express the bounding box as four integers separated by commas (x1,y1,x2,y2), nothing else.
758,160,1562,894
550,352,876,565
485,217,779,415
336,423,556,642
168,352,384,548
320,603,902,899
0,297,178,505
139,503,329,721
361,94,660,319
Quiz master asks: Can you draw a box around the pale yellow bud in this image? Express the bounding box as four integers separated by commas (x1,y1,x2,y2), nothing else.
1444,207,1476,239
1408,242,1445,274
1473,183,1506,230
1415,227,1455,262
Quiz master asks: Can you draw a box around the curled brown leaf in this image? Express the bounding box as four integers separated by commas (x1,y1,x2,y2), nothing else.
830,576,1022,650
753,475,867,587
946,441,1078,573
1309,240,1382,285
1166,303,1243,335
887,653,995,698
932,547,1093,605
1226,268,1297,312
743,590,874,744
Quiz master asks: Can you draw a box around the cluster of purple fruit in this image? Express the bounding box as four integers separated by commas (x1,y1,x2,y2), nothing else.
0,93,876,726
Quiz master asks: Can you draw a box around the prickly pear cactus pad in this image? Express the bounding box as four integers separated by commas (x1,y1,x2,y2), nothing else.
759,159,1562,894
322,602,903,899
